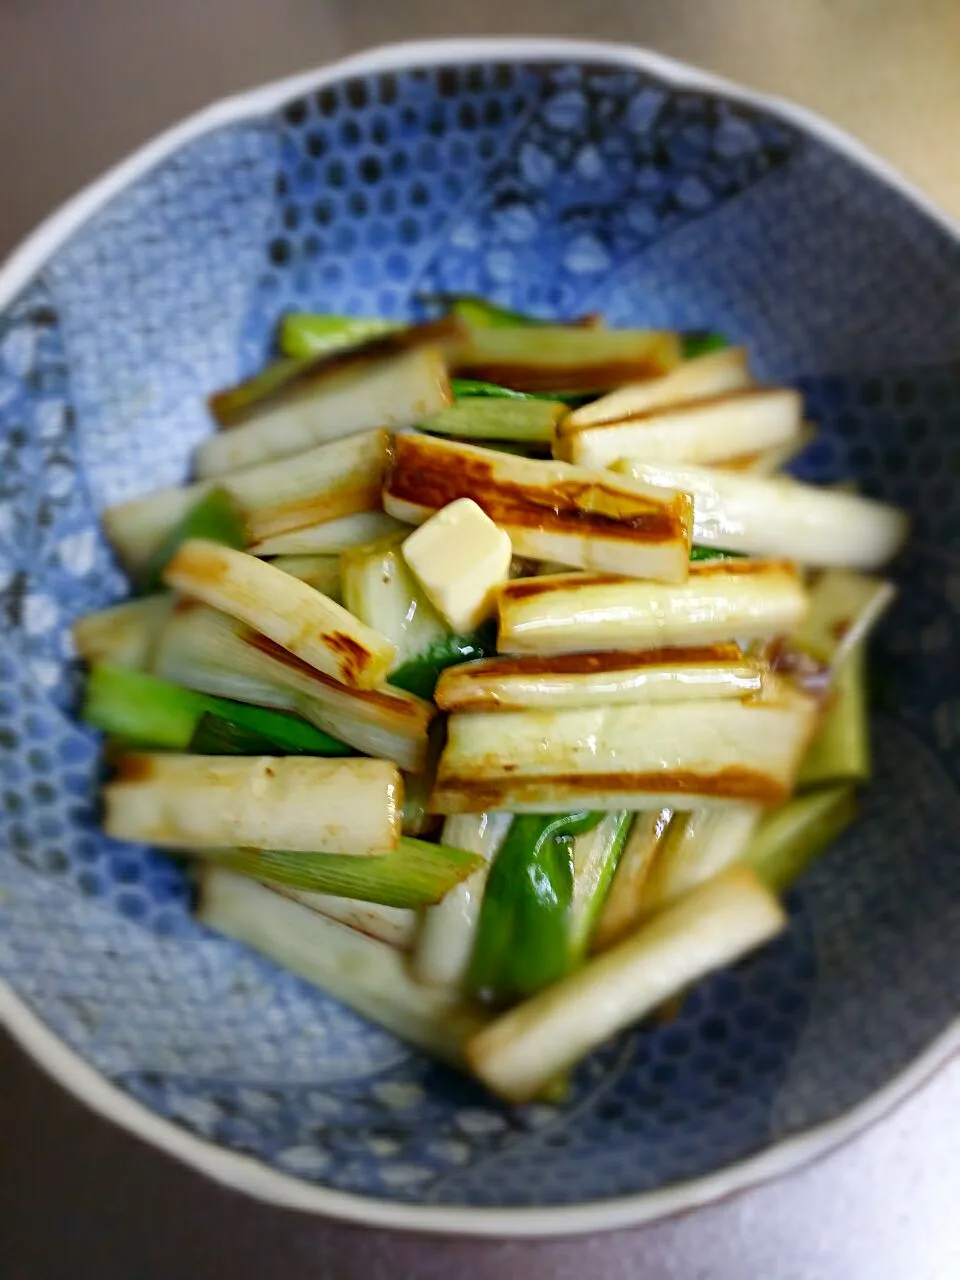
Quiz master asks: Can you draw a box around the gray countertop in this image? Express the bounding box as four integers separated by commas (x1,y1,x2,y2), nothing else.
2,3,959,1276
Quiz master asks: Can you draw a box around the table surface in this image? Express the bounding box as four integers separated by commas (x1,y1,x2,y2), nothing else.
2,3,959,1277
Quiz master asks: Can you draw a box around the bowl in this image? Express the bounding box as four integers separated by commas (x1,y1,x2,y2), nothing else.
1,38,959,1236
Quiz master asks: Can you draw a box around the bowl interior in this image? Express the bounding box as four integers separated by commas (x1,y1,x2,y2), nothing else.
1,47,960,1217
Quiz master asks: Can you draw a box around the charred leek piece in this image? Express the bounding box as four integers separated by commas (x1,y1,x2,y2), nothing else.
563,347,750,431
790,570,896,673
199,837,483,908
341,535,448,670
200,327,457,476
163,540,397,689
466,865,786,1102
614,459,909,570
268,554,342,600
741,785,857,892
467,812,602,1004
454,325,681,393
139,487,247,593
414,813,513,988
498,561,808,655
591,809,674,953
419,398,566,444
798,646,870,787
384,434,693,582
152,602,434,771
104,430,391,573
198,869,488,1065
432,683,819,813
72,594,175,671
639,804,763,917
104,754,402,854
83,663,350,755
250,511,409,558
565,389,803,469
277,313,398,358
269,889,417,951
434,644,763,712
387,627,498,702
566,811,632,964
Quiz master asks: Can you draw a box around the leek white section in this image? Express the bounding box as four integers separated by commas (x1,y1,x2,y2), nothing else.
592,809,674,953
250,511,409,557
434,644,762,712
272,888,418,950
432,686,819,813
197,345,450,477
341,535,447,669
152,603,433,771
498,561,808,655
414,812,513,989
72,594,175,671
104,430,390,573
791,569,897,670
639,805,762,916
614,459,909,569
565,390,802,469
563,348,752,430
104,754,402,854
163,540,396,689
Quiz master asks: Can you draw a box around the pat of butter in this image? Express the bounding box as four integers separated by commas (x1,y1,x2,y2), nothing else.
402,499,512,633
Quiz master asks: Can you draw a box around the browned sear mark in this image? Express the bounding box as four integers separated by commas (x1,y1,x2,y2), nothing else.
242,630,429,721
167,542,229,588
433,767,788,810
500,573,628,602
322,630,374,683
689,558,797,579
454,355,672,394
247,481,385,541
112,754,158,784
443,644,745,679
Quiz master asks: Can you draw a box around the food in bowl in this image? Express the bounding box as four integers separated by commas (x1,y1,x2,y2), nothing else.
72,297,907,1103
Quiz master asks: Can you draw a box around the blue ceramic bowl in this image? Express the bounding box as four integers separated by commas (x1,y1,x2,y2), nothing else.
1,39,959,1235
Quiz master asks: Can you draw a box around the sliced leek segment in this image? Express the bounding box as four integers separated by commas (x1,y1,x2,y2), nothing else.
614,459,908,570
104,754,402,855
431,683,819,813
498,560,808,655
163,540,397,689
466,866,785,1102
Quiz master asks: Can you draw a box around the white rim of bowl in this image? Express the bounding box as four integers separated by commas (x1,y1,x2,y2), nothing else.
1,36,958,1238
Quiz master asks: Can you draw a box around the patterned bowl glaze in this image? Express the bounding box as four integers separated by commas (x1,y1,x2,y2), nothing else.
1,39,959,1236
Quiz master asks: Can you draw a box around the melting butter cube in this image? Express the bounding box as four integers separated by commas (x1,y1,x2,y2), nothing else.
402,498,512,633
